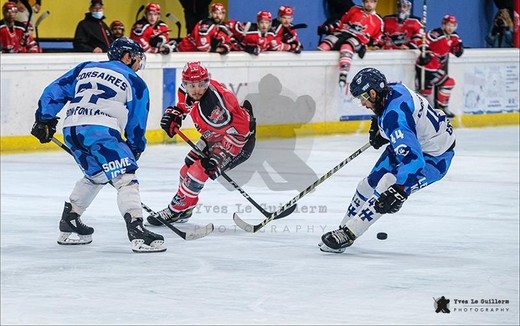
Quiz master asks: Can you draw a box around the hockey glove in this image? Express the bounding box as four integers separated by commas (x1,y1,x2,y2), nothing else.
357,44,367,59
417,52,433,66
149,34,166,48
282,31,296,44
317,24,330,36
201,157,222,180
201,144,231,180
375,185,408,214
31,117,59,143
369,116,389,150
160,106,184,138
451,42,463,57
243,45,260,55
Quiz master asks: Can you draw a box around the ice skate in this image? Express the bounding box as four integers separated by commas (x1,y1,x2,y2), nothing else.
319,225,357,253
124,214,166,253
57,202,94,245
147,206,193,226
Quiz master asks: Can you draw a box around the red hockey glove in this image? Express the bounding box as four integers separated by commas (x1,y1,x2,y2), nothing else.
160,106,184,138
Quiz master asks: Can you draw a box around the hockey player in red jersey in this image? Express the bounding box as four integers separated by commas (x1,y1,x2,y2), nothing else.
147,62,256,226
130,3,176,54
380,0,423,50
0,2,38,53
270,5,303,53
415,15,464,118
176,2,232,54
317,0,383,87
239,11,278,55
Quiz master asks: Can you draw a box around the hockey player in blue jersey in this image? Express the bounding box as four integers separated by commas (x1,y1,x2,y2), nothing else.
31,37,166,253
319,67,456,253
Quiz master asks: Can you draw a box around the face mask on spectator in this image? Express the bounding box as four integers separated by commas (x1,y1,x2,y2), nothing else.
92,11,104,19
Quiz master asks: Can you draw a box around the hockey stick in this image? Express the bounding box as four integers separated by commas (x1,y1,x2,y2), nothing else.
420,0,427,90
165,13,182,40
233,142,372,233
174,128,298,219
135,5,145,22
291,23,308,30
35,10,50,52
50,137,214,241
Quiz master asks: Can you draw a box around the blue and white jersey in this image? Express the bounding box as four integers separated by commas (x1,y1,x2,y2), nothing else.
378,83,456,186
35,60,150,153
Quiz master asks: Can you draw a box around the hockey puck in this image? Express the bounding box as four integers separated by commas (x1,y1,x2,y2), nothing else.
377,232,388,240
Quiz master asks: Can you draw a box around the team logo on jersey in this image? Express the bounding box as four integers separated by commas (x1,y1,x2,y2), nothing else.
394,144,410,156
209,106,227,123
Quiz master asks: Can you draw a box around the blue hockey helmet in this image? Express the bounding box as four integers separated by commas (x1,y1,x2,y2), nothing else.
107,37,145,67
349,68,388,99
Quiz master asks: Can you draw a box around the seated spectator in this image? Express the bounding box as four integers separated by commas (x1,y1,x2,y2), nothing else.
0,1,38,53
239,11,278,55
110,20,125,39
486,8,513,48
177,2,231,54
270,5,303,53
73,0,113,53
380,0,423,50
130,3,176,54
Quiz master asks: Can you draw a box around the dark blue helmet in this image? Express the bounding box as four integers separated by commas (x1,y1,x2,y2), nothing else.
349,68,388,98
107,37,145,62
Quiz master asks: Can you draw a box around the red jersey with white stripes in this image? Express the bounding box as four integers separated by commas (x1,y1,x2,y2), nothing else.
130,18,170,53
0,20,38,53
424,27,463,70
381,14,423,49
176,80,251,156
240,23,278,52
337,6,383,45
177,18,231,52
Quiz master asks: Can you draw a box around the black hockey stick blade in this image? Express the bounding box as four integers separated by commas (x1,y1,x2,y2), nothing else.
233,142,372,233
166,13,182,39
51,137,213,240
144,210,214,241
291,23,308,30
135,5,145,22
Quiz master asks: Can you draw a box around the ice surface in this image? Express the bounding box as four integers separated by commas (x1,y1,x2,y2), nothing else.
1,126,519,325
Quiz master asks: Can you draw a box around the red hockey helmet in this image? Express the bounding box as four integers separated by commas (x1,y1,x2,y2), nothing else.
2,2,18,13
257,11,272,22
182,62,210,84
211,3,226,14
442,15,457,27
145,3,161,14
278,5,294,18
